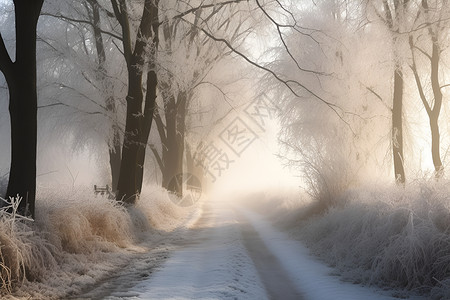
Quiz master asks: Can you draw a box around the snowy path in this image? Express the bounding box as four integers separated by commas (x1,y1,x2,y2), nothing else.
119,202,268,300
82,200,419,300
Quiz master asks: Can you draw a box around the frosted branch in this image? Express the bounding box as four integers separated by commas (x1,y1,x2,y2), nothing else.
40,13,123,41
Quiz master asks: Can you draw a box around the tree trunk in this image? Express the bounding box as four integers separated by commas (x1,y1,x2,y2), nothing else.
159,92,187,197
175,92,187,196
429,38,443,177
116,63,143,203
392,67,405,184
381,0,406,184
113,0,159,203
136,68,158,194
0,1,44,218
7,76,38,217
185,143,204,182
161,142,182,196
409,18,444,178
430,115,442,175
108,127,122,191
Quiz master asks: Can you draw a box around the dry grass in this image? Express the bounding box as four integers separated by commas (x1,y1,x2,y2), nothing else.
0,196,57,295
0,184,200,298
293,180,450,298
245,180,450,298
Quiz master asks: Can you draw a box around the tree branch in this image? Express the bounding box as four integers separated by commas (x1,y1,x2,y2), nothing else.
413,44,432,61
193,23,353,129
153,108,167,144
171,0,246,21
38,101,103,115
255,0,324,75
149,144,164,172
364,85,392,112
40,13,123,41
409,35,432,116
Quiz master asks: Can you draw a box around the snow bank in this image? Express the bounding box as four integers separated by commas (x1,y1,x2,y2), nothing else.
0,184,201,298
279,180,450,298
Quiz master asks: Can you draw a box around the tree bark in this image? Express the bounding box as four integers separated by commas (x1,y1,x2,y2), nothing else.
392,67,405,184
0,0,44,218
136,68,158,194
430,115,442,175
116,60,144,202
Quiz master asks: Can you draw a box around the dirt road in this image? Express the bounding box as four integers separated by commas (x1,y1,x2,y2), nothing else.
73,200,401,300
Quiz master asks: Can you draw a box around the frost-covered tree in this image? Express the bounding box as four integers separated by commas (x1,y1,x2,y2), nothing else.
37,0,250,200
110,0,159,203
272,0,392,203
372,0,412,184
39,0,125,191
150,0,249,196
0,0,44,217
408,0,449,177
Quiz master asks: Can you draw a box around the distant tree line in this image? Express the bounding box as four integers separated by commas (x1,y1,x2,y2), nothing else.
1,0,449,217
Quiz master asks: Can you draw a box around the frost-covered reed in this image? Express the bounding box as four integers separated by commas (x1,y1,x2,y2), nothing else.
246,180,450,298
0,196,57,295
0,184,200,298
298,181,450,298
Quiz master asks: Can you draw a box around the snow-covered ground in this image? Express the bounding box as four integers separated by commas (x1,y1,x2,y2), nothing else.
102,201,268,300
96,198,423,300
6,188,432,299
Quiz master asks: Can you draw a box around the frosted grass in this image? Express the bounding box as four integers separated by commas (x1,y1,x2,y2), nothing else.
250,181,450,298
301,182,450,298
0,184,201,298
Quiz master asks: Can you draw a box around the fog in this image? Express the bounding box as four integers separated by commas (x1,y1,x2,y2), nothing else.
1,0,450,298
1,0,449,190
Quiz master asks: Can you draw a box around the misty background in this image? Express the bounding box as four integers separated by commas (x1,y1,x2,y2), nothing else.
1,0,450,299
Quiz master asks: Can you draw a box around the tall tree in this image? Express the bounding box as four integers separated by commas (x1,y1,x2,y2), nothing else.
152,7,215,196
375,0,409,184
111,0,159,203
409,0,445,177
0,0,44,217
150,1,249,196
